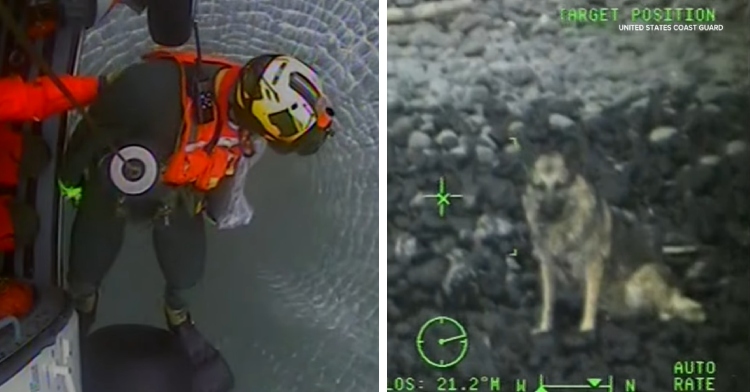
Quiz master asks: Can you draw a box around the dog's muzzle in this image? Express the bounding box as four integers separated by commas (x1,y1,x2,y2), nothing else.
539,197,565,221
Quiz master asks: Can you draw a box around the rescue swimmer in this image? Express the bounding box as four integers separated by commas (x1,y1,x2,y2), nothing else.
58,49,336,343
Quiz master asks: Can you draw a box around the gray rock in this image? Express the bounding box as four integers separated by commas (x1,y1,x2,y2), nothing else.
474,214,514,242
488,63,536,86
685,260,707,280
436,129,460,148
507,121,525,134
393,232,418,263
696,85,732,103
418,120,434,134
475,145,496,165
627,96,649,113
390,58,429,85
506,256,521,271
409,23,453,47
504,141,521,154
460,41,486,57
393,0,417,7
532,14,558,34
387,91,402,111
449,13,492,34
649,126,678,144
442,248,473,294
460,28,489,57
703,104,721,114
428,78,451,99
389,115,414,137
549,113,575,130
407,131,432,150
699,155,721,166
478,128,497,149
409,191,428,207
463,85,491,104
725,140,748,156
387,299,402,321
407,258,446,287
448,144,469,158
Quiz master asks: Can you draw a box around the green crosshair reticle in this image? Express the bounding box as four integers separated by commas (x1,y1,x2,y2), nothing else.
415,316,469,369
423,177,463,217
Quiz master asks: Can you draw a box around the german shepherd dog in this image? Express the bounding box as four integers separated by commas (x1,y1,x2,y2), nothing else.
521,139,706,334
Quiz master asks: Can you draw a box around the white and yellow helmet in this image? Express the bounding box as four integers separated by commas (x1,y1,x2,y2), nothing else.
232,54,335,155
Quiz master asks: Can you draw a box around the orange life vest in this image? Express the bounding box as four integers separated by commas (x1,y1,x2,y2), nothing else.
142,50,244,192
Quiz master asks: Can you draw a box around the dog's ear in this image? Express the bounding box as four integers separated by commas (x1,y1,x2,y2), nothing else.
558,129,590,174
515,131,537,172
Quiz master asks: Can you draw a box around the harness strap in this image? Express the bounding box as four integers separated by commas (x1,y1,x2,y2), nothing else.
143,51,243,192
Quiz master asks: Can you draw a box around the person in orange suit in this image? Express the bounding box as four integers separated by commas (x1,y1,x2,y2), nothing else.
0,74,101,253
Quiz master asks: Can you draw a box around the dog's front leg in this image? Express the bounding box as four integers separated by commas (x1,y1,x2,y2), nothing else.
532,259,554,334
580,257,604,332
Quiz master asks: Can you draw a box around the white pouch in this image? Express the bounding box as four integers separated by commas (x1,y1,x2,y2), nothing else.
210,137,267,230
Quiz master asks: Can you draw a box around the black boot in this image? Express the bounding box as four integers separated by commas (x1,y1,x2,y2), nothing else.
165,307,234,391
74,293,98,337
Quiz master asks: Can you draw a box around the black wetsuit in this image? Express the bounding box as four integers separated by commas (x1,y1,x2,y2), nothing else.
60,60,227,312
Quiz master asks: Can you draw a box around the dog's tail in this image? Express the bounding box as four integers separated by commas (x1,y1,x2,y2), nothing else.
627,264,706,323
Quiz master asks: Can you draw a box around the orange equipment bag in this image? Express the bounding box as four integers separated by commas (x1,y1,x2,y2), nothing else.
142,50,244,192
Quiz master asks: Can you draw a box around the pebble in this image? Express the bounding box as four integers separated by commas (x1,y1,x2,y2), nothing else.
531,14,558,34
442,249,472,294
649,126,678,144
461,28,489,57
407,131,432,150
507,121,524,134
387,299,402,321
428,78,451,99
627,96,650,113
409,24,453,47
389,58,429,85
548,113,575,130
460,41,486,57
449,13,492,34
436,129,460,148
725,140,747,156
489,63,536,86
474,214,514,242
406,258,445,287
448,144,469,158
477,128,497,149
393,233,418,263
389,116,414,138
475,145,497,165
504,143,521,154
699,155,720,166
409,191,428,207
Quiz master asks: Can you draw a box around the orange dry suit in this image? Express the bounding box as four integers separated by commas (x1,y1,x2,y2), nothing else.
143,50,245,193
0,75,100,252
